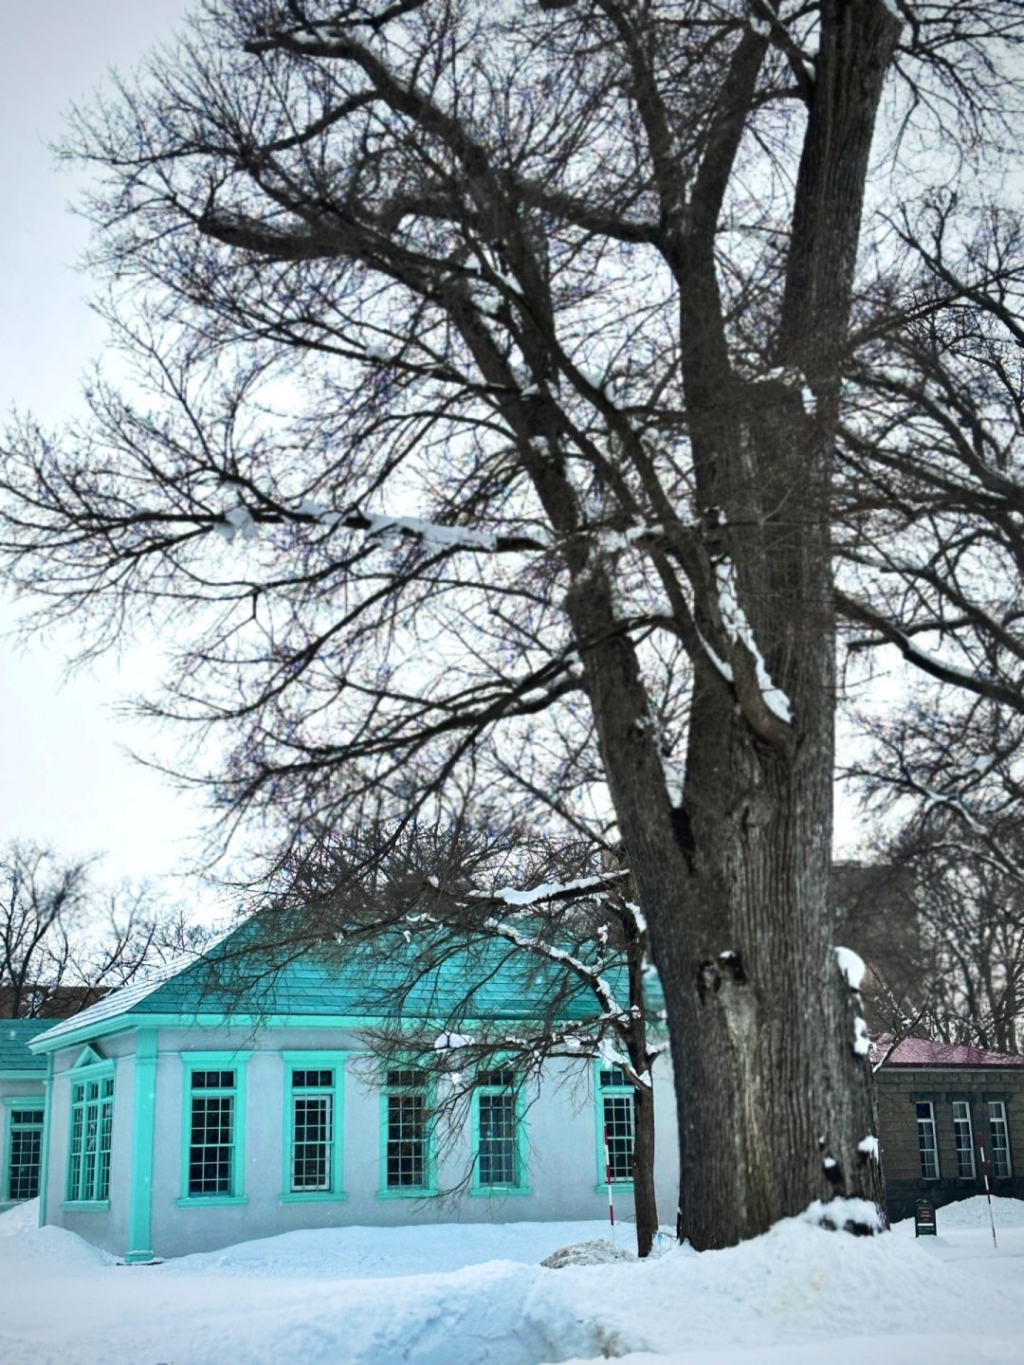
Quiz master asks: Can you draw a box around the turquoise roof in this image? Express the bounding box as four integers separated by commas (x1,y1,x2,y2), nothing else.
0,1019,49,1072
31,915,659,1050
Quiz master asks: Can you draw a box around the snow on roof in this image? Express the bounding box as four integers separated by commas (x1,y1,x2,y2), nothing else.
27,950,208,1050
873,1035,1024,1069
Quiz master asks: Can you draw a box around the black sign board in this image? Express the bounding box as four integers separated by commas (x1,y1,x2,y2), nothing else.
914,1197,937,1237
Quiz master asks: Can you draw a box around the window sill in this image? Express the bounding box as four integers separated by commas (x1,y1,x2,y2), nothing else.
279,1191,348,1204
60,1200,110,1212
175,1195,249,1208
376,1187,439,1200
594,1182,634,1194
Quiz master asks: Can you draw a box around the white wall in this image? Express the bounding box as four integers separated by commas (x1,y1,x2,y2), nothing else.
44,1024,680,1259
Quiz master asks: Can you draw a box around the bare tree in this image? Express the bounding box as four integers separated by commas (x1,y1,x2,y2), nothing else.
0,840,206,1018
279,820,663,1253
2,0,1022,1245
835,199,1024,864
844,826,1024,1053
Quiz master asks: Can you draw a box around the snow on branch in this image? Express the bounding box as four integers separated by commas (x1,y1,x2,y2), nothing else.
481,917,628,1022
835,945,867,992
467,870,628,908
714,556,792,724
296,504,554,555
200,497,554,555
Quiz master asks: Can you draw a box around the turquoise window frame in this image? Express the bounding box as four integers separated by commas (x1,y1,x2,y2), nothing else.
176,1051,250,1208
63,1049,116,1209
378,1066,438,1199
470,1068,531,1197
2,1096,45,1206
594,1063,635,1193
280,1052,348,1204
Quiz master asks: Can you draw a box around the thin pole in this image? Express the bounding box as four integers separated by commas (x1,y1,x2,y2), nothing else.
978,1142,998,1250
603,1124,616,1243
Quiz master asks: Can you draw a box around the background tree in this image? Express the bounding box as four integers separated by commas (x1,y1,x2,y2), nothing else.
836,200,1024,862
2,0,1022,1245
0,840,206,1018
838,826,1024,1055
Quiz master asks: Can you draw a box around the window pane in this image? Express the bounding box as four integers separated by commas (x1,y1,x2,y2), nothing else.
292,1070,333,1089
478,1092,517,1186
603,1093,635,1181
192,1070,235,1090
989,1102,1013,1178
386,1092,425,1187
477,1070,516,1089
916,1102,939,1179
292,1094,332,1191
386,1069,425,1089
8,1120,43,1201
189,1094,234,1195
953,1101,976,1178
599,1068,628,1089
66,1078,114,1201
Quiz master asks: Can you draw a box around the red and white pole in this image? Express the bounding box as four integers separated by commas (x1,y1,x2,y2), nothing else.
978,1142,998,1251
603,1124,616,1243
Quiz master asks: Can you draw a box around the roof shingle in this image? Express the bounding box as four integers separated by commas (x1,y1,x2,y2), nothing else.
30,916,653,1050
873,1035,1024,1068
0,1019,50,1071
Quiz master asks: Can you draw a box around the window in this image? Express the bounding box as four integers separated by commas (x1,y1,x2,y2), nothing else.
916,1101,939,1180
474,1069,526,1192
291,1070,333,1192
178,1054,249,1205
4,1104,44,1202
952,1101,976,1178
282,1057,346,1200
188,1069,238,1196
67,1077,114,1203
989,1102,1013,1178
598,1067,635,1185
382,1069,433,1193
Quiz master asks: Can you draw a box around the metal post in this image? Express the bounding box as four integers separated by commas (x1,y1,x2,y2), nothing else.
978,1142,998,1250
603,1123,616,1244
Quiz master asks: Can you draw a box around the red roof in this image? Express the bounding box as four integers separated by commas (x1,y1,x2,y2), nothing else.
872,1035,1024,1069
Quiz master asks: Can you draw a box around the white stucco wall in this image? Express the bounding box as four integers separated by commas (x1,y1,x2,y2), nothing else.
41,1023,679,1259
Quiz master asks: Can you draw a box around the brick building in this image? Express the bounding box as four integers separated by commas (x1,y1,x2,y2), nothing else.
874,1037,1024,1221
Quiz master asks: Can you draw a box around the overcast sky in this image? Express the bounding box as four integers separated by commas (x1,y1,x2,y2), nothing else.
0,0,215,901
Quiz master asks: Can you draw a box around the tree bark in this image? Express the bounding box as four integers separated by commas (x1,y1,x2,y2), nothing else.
565,1,900,1249
631,1079,658,1258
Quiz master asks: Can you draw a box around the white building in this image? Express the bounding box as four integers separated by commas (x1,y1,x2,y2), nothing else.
7,921,677,1260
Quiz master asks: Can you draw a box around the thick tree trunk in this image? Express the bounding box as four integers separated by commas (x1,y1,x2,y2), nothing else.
566,0,899,1250
670,389,884,1248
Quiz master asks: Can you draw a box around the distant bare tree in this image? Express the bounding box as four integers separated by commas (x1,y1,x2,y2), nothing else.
0,840,208,1018
850,823,1024,1054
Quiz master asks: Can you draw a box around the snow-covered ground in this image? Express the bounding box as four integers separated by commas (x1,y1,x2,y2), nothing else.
2,1196,1023,1365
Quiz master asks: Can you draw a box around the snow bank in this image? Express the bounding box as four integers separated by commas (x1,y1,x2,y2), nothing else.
162,1218,620,1280
0,1197,115,1267
1,1203,1023,1365
892,1193,1024,1232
